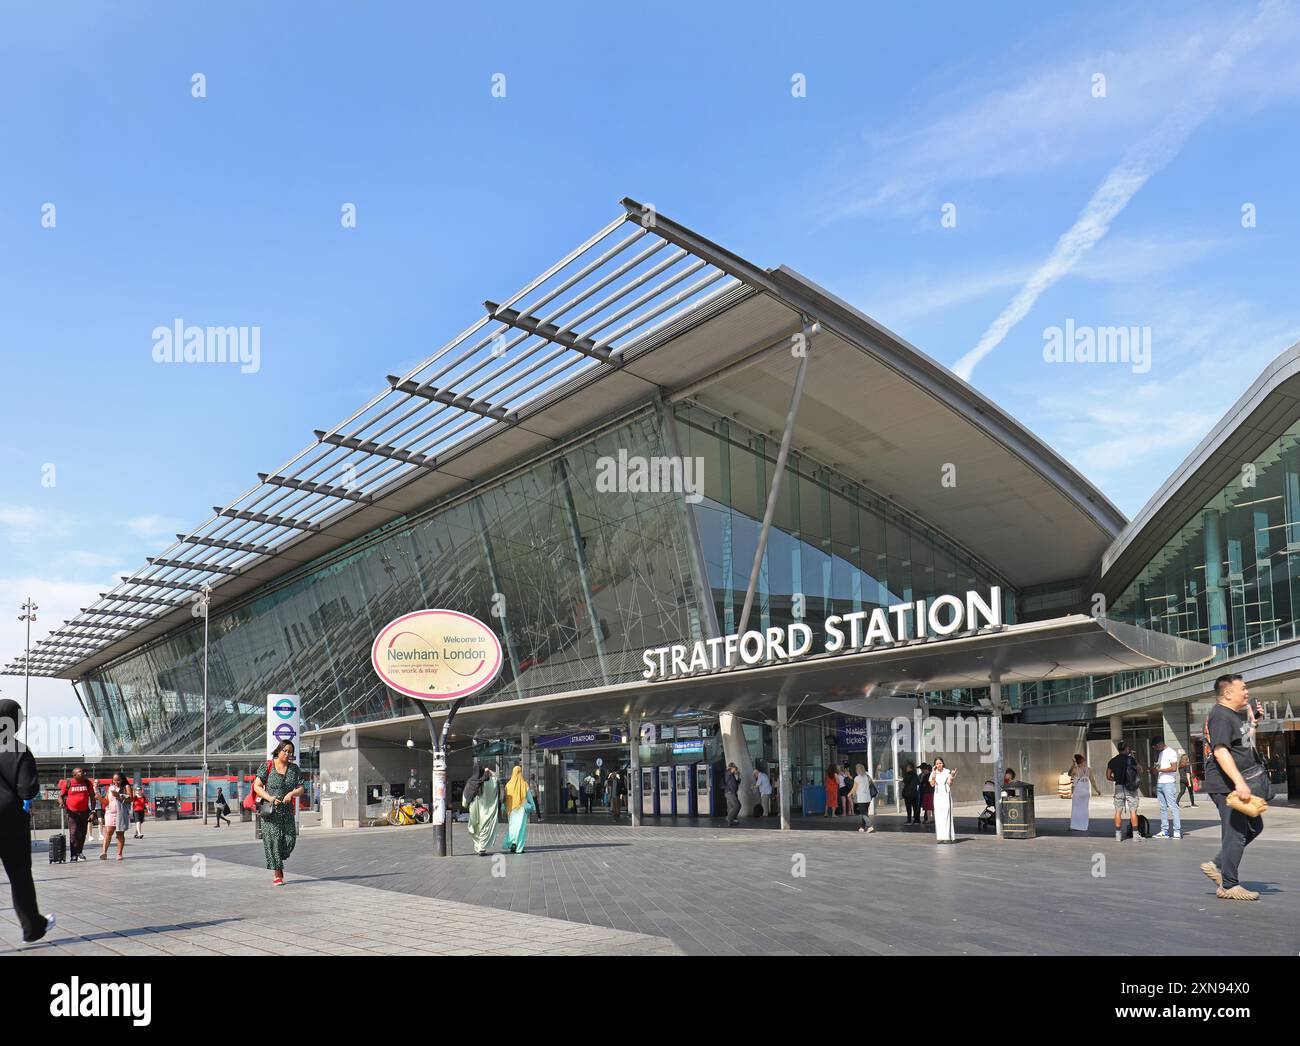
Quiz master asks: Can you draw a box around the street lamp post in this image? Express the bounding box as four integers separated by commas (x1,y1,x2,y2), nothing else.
198,585,211,826
18,598,37,748
408,696,466,857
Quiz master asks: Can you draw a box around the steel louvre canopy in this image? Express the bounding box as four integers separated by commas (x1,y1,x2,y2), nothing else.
11,199,1125,683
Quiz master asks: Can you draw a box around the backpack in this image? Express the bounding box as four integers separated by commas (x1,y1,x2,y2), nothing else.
1123,755,1140,791
1125,814,1151,839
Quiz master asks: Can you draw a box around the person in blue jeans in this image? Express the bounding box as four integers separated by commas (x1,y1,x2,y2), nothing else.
1152,737,1182,839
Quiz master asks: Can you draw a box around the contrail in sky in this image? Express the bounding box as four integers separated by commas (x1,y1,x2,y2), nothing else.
953,1,1281,382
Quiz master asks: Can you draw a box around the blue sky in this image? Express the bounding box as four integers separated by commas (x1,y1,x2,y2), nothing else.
3,1,1300,748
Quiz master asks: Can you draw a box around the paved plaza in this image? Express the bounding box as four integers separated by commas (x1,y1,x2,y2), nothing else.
5,798,1297,956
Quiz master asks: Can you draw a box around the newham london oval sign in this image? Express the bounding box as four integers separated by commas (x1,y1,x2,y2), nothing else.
371,609,504,702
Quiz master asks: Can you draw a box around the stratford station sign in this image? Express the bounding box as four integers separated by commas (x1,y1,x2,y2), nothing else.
641,588,1004,682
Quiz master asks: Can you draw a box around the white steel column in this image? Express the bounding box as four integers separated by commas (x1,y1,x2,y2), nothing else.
719,713,758,817
892,728,900,814
736,321,818,637
992,680,1004,838
777,699,792,830
628,717,641,829
520,729,531,811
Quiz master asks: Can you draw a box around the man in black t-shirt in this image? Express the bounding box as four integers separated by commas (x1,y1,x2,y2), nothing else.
1105,740,1142,841
1199,674,1264,900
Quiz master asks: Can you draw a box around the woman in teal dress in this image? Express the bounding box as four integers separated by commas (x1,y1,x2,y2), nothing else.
501,765,535,854
467,766,499,855
253,740,305,885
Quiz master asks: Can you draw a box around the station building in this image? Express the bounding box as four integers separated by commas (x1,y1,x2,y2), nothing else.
8,200,1294,823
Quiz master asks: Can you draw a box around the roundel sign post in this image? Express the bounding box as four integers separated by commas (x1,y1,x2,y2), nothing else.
265,695,300,760
371,609,504,857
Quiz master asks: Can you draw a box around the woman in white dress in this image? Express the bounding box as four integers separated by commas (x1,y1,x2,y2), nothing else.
930,757,956,843
1069,753,1100,832
98,772,133,861
851,763,876,834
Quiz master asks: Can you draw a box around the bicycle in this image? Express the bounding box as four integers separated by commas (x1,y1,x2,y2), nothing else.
383,795,428,826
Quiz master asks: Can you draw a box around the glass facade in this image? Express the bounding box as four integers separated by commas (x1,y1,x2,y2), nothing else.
1113,419,1300,650
79,397,1023,757
80,408,705,756
1024,418,1300,707
674,402,1015,666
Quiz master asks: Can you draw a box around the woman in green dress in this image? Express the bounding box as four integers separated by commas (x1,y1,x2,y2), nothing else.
253,740,305,885
467,766,499,855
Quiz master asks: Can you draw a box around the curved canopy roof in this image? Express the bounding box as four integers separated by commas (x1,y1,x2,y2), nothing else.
7,199,1124,681
304,615,1212,740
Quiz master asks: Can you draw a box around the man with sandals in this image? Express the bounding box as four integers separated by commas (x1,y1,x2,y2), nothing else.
1199,674,1272,901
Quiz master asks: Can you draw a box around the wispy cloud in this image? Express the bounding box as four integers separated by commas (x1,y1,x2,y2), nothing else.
0,504,42,532
861,231,1228,330
953,1,1289,381
863,266,1030,327
827,3,1300,224
1026,286,1300,513
0,575,111,755
0,503,75,542
126,514,184,540
64,550,122,570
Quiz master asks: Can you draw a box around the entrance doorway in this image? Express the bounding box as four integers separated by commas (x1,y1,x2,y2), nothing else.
535,745,631,817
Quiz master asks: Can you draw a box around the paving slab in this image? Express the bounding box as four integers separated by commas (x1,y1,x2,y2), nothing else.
9,802,1298,955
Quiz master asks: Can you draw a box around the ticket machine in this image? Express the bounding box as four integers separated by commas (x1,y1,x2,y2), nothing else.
641,766,658,816
695,762,716,817
674,764,695,817
657,765,676,817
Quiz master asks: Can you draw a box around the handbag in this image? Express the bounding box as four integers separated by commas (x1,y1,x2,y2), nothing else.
257,798,276,818
1240,760,1275,804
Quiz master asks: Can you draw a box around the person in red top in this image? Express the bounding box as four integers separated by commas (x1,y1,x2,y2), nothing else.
131,788,148,839
59,767,96,861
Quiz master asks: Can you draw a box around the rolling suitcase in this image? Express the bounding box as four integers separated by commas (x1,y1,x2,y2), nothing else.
48,833,67,864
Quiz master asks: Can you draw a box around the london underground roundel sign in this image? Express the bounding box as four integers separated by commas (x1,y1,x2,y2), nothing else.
371,609,504,701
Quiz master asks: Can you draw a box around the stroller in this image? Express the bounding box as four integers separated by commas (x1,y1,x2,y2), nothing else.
977,781,997,832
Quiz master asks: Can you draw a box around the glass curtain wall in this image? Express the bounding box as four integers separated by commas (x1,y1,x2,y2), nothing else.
80,408,704,756
1023,420,1300,706
674,402,1015,674
1111,420,1300,650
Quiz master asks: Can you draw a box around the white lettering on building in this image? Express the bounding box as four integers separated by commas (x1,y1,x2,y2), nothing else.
641,587,1002,681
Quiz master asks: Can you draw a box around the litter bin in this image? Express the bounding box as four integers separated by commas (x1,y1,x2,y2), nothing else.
801,785,826,816
1000,782,1036,839
163,796,179,821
